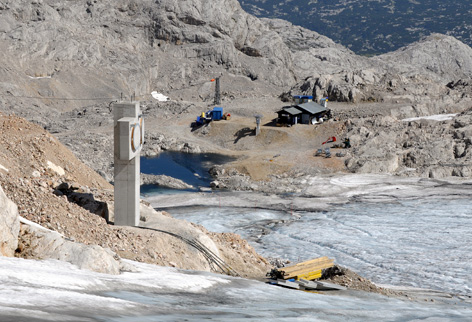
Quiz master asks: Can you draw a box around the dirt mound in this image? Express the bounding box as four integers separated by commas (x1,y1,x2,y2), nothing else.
0,114,110,189
322,266,402,297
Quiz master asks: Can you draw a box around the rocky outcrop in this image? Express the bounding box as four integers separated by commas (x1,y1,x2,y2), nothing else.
0,185,20,257
143,131,203,157
344,109,472,177
141,174,194,190
275,31,472,106
54,181,111,221
375,34,472,82
1,179,120,274
262,18,370,77
18,219,123,274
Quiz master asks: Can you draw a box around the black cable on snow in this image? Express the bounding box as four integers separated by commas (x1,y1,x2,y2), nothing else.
137,226,240,277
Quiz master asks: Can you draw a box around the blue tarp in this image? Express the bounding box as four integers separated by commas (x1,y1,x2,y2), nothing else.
293,95,313,100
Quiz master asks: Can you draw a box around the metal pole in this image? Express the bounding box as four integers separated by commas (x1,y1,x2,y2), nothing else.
214,77,221,105
255,114,262,136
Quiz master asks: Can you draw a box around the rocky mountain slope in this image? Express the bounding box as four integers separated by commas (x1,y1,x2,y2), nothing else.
1,0,471,113
0,0,470,182
0,0,295,116
282,32,472,106
344,108,472,178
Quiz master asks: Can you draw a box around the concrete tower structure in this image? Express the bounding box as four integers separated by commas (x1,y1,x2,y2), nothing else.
113,102,144,226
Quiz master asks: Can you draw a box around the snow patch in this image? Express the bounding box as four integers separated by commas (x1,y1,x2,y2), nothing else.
27,75,52,79
19,216,64,238
1,243,471,320
167,197,472,297
151,91,170,101
329,173,394,187
0,163,8,172
402,114,457,122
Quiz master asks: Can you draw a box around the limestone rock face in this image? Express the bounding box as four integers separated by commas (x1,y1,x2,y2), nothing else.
151,0,295,86
0,0,297,118
262,18,370,76
0,185,20,257
344,109,472,177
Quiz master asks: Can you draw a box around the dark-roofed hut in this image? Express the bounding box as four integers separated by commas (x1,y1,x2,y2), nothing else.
276,106,302,125
276,101,329,126
296,101,328,124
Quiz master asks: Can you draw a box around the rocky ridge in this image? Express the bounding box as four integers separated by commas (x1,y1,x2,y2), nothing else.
141,173,194,190
282,33,472,105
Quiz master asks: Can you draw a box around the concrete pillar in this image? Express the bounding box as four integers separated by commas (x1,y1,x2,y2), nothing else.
113,102,144,226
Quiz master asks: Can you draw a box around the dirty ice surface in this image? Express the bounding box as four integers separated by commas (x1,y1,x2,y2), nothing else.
2,175,472,321
1,256,472,321
168,197,472,297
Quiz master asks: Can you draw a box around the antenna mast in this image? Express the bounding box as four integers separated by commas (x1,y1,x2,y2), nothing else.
214,77,221,105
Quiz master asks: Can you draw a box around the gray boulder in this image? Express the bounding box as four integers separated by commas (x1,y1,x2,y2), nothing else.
0,185,20,257
18,221,123,274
